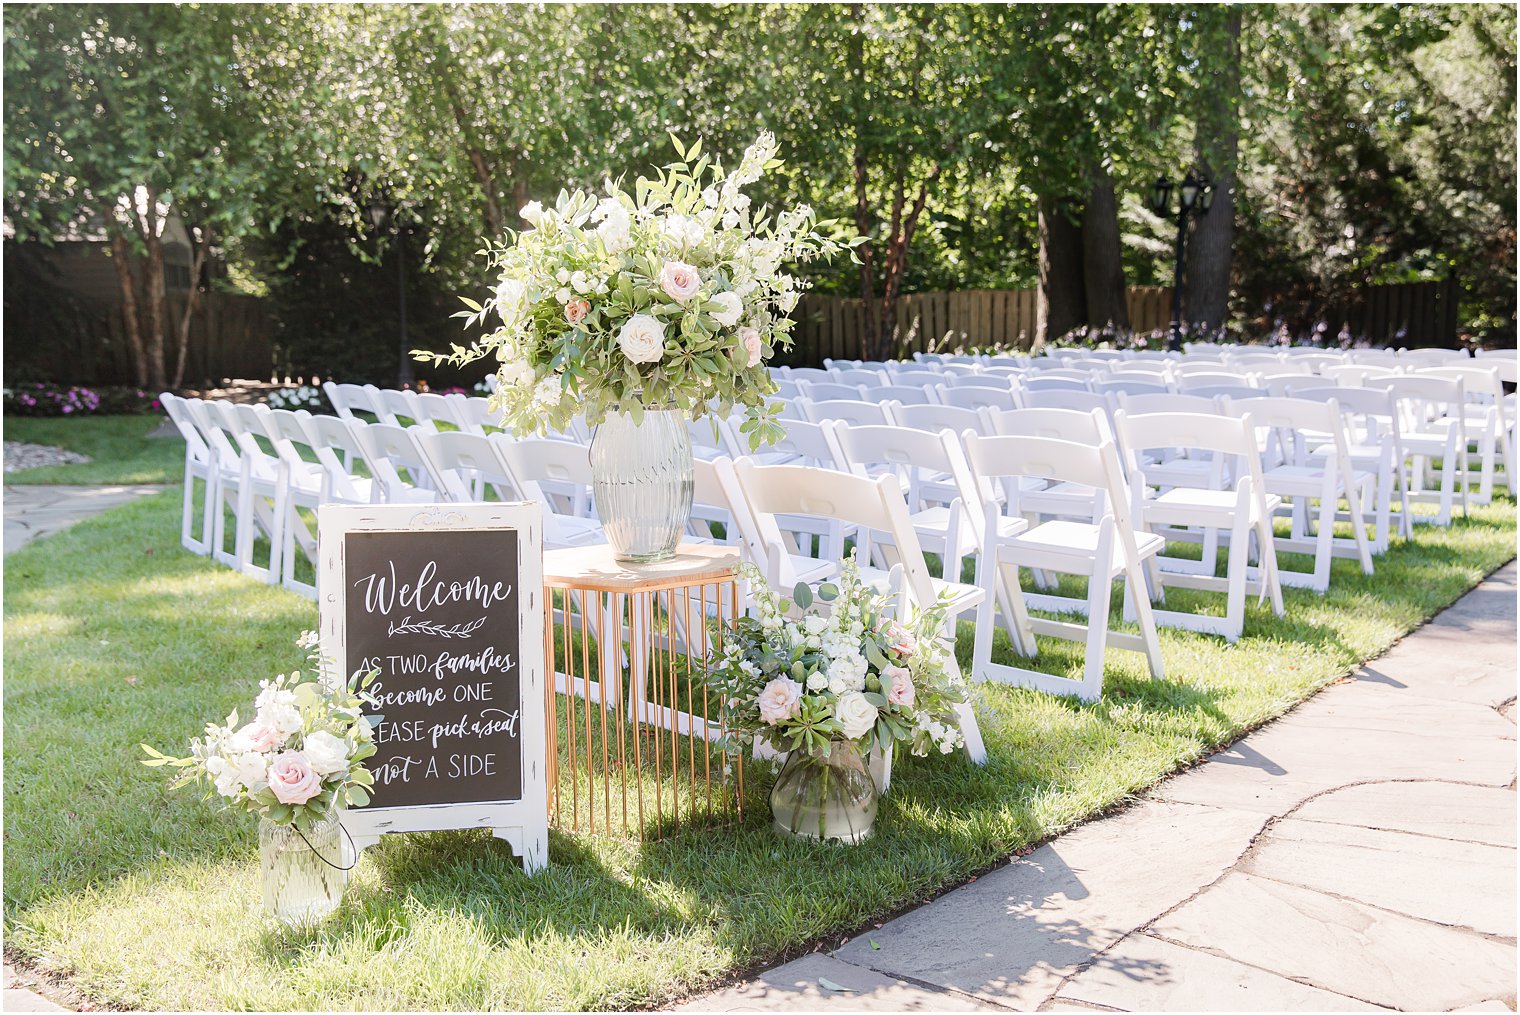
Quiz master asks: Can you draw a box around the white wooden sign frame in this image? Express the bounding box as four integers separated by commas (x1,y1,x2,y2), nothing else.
318,502,548,874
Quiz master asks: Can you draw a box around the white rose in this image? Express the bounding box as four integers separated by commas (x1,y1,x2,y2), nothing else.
302,730,350,777
710,291,743,327
806,673,829,691
835,691,879,741
532,374,564,408
803,615,828,635
757,677,803,725
233,751,269,793
828,675,848,695
519,200,544,225
617,314,667,364
498,359,534,389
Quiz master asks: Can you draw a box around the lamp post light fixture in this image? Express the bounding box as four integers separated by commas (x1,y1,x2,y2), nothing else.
368,196,413,387
1149,170,1213,351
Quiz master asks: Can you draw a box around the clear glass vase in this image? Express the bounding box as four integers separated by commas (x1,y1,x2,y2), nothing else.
590,405,694,563
770,740,878,844
259,811,347,927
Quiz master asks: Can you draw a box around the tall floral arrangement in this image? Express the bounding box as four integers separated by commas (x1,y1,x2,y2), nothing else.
707,554,968,760
142,633,379,832
419,133,854,448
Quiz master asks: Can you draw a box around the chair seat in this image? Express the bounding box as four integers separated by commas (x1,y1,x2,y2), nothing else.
857,565,985,615
1143,487,1282,526
1003,520,1165,571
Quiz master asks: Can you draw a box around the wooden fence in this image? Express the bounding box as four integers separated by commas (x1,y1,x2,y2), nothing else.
5,291,274,388
787,280,1459,365
790,286,1172,363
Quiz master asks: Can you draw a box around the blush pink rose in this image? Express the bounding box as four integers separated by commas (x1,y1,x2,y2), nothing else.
884,622,917,658
565,299,591,325
658,261,702,304
267,750,323,805
756,677,803,725
884,665,916,707
739,327,763,368
235,721,283,754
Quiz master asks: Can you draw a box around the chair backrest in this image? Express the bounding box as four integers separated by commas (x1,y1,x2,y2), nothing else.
1347,348,1399,365
832,367,887,387
799,398,891,427
1173,360,1237,376
159,393,211,460
687,414,738,459
935,384,1017,412
1226,395,1351,468
1420,365,1504,404
261,407,324,481
1115,392,1222,416
783,366,832,383
301,414,379,502
1177,371,1247,390
886,368,943,386
763,418,837,467
1399,347,1470,366
323,382,377,420
1021,375,1091,393
1185,384,1266,400
725,459,941,613
1263,374,1326,396
1093,378,1171,397
962,433,1137,533
821,421,972,521
944,373,1014,390
1114,410,1270,495
799,380,867,402
356,422,434,499
1322,363,1401,387
1366,375,1468,433
411,391,462,429
872,383,935,406
375,388,420,428
1018,388,1112,415
886,401,991,436
452,395,499,435
985,406,1112,444
413,428,522,502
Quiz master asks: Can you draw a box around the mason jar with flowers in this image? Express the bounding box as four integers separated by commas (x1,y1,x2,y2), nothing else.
706,553,969,843
418,133,855,563
142,632,379,927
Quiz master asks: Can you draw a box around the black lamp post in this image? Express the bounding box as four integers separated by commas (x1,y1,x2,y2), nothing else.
368,196,413,387
1149,170,1213,350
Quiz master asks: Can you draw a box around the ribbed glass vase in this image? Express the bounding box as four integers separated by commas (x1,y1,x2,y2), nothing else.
590,405,694,563
259,811,347,927
770,740,878,844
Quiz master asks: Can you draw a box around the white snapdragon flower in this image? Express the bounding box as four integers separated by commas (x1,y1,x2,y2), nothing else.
570,271,593,294
494,278,526,325
594,199,632,252
233,751,269,793
205,755,240,799
661,214,706,250
532,374,564,408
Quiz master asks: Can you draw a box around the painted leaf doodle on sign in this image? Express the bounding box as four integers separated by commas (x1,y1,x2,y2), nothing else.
344,530,524,808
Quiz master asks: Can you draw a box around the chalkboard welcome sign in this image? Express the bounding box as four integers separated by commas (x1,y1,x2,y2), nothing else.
318,503,547,873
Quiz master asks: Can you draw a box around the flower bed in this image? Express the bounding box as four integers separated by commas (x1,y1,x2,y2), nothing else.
4,383,161,417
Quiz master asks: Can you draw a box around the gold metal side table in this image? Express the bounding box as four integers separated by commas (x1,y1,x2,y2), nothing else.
542,543,744,839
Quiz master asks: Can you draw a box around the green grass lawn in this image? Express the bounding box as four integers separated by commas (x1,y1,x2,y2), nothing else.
3,415,184,485
3,483,1514,1010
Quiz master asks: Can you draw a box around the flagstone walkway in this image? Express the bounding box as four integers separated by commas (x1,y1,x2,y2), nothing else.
681,563,1517,1013
3,484,164,555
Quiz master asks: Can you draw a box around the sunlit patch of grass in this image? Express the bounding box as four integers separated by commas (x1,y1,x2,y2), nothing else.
3,415,184,485
3,486,1514,1010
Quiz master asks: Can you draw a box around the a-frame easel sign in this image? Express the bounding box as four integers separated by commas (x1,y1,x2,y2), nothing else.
317,502,547,873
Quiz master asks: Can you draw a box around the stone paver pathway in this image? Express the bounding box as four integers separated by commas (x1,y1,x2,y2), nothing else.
3,961,68,1012
4,484,164,555
682,563,1517,1013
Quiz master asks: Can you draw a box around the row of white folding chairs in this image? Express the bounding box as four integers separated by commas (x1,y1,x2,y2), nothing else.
322,381,591,444
160,394,609,599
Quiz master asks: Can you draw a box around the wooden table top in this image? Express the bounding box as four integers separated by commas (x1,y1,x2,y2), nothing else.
543,543,740,591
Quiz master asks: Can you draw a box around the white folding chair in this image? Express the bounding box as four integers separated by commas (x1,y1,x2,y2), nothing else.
832,367,888,387
1018,389,1112,415
322,382,378,421
873,384,937,406
352,422,439,504
413,428,525,504
213,401,285,583
492,436,606,549
1227,396,1376,590
722,459,989,778
159,393,216,555
1367,376,1470,526
822,421,980,583
1291,385,1413,551
885,401,992,436
1114,410,1285,641
963,433,1166,701
1421,364,1516,501
300,414,385,506
261,407,336,599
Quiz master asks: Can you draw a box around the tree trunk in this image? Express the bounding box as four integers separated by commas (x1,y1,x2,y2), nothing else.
172,224,212,389
142,229,168,390
108,227,148,388
1037,193,1087,345
1184,6,1242,338
1082,166,1130,333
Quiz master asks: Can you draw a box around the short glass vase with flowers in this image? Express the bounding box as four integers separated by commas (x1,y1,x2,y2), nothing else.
142,632,380,927
419,132,855,563
707,554,968,843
